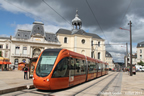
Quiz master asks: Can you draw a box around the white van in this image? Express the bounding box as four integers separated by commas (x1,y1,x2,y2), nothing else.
135,65,144,72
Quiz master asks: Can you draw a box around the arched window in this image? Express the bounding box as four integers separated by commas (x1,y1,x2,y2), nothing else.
81,50,85,55
33,48,41,58
64,37,67,43
98,41,100,47
14,59,18,65
22,59,26,63
98,52,100,59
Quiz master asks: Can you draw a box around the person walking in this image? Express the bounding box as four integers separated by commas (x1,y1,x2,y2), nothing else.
23,65,28,80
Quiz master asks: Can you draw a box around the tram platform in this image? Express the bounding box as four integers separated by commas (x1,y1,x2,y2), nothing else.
0,70,144,95
0,70,34,94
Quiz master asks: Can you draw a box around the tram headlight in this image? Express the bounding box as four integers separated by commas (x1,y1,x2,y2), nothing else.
33,77,34,80
46,79,49,81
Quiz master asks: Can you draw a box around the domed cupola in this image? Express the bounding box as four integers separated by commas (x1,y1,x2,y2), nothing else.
72,10,82,29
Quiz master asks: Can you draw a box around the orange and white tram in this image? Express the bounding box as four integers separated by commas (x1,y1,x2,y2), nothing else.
33,49,109,90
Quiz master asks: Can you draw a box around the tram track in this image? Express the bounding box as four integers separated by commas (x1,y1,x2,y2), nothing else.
97,72,120,96
72,72,119,96
2,72,119,96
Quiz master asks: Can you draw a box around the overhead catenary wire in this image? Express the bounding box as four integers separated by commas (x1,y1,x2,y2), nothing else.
42,0,71,26
85,0,108,40
120,0,133,26
111,0,133,42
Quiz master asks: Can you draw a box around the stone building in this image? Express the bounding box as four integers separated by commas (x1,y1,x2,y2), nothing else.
105,51,115,69
0,10,111,67
57,10,106,61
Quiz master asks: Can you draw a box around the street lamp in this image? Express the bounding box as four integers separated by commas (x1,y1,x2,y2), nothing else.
121,43,128,67
119,21,133,76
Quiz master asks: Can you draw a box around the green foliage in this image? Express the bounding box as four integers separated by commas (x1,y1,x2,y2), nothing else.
138,61,144,66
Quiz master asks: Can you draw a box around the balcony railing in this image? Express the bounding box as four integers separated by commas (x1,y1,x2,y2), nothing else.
11,53,30,57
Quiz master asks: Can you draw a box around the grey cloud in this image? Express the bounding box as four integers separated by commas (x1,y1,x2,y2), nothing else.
3,0,144,62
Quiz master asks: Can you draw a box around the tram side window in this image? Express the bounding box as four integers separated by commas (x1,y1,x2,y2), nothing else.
52,57,69,78
98,63,101,72
101,64,104,71
103,64,105,71
105,65,108,71
70,58,75,76
93,62,97,72
81,60,86,74
75,59,81,75
95,63,98,72
89,61,95,73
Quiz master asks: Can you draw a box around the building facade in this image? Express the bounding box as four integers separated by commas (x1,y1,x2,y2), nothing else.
124,53,137,67
0,10,111,67
0,21,61,67
105,51,115,69
57,10,106,61
137,41,144,63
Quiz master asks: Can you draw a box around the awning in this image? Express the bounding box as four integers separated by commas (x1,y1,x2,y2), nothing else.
0,57,11,64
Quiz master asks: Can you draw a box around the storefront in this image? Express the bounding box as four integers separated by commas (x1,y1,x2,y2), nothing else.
0,57,11,71
29,57,38,78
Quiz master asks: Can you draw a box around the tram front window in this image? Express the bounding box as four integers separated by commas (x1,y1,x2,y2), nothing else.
36,52,59,77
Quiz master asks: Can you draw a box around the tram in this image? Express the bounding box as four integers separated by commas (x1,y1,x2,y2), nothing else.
33,49,108,90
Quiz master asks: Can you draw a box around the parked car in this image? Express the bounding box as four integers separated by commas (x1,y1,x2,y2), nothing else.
139,67,144,72
135,65,143,72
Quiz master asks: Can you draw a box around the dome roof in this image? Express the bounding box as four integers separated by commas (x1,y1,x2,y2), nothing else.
72,10,82,25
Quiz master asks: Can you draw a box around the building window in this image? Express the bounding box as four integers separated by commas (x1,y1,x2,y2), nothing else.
14,59,18,65
15,46,20,54
33,48,41,58
140,55,142,59
98,42,100,47
64,37,67,43
91,40,93,46
0,45,3,49
81,50,85,55
140,49,142,53
6,44,8,49
22,59,26,63
23,47,27,55
81,39,85,44
98,52,100,59
5,51,8,58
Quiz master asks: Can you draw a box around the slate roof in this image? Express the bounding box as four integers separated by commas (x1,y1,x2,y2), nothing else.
0,37,10,39
105,51,112,57
137,41,144,47
15,30,59,43
56,28,103,40
15,30,31,39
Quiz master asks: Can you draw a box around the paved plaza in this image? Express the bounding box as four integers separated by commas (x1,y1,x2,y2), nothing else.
0,70,144,95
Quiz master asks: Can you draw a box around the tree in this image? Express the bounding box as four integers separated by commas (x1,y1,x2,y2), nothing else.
137,61,144,66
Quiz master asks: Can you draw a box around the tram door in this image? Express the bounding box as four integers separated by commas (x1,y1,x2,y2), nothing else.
69,58,75,86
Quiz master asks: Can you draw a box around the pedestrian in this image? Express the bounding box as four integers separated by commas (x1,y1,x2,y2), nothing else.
23,64,28,80
13,65,15,70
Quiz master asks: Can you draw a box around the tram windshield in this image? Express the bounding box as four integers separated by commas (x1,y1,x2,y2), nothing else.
36,52,59,77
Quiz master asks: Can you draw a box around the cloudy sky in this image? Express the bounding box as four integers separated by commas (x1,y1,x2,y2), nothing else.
0,0,143,62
